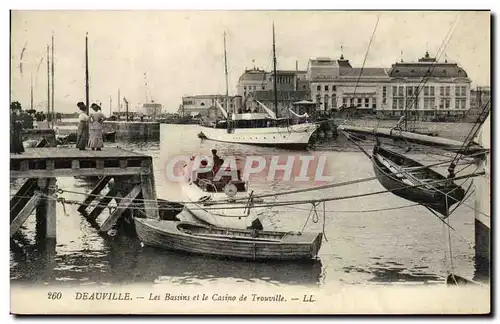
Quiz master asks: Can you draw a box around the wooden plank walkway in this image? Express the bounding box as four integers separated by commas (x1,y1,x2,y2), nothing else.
10,147,153,178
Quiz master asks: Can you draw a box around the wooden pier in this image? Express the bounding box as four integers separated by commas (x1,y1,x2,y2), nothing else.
10,147,159,247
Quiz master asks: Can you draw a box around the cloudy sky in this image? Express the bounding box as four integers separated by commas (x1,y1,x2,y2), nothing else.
10,10,490,113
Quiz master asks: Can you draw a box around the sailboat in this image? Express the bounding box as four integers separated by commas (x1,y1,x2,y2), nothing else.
198,25,319,150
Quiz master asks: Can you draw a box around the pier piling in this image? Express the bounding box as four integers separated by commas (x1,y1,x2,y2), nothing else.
10,147,159,245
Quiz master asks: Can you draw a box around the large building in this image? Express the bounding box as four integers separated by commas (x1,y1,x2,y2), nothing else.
178,94,242,118
385,52,471,120
178,95,225,117
141,102,162,117
306,55,389,114
182,51,475,121
236,67,308,98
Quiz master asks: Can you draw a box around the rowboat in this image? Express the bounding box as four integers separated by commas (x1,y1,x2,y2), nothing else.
372,143,466,217
134,218,323,261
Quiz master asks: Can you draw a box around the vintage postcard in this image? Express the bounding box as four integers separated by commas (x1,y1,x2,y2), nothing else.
8,9,491,315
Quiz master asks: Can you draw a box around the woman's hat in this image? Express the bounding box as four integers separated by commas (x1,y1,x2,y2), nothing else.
91,103,101,110
10,101,22,110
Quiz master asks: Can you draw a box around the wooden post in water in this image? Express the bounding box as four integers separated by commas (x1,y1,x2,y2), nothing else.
34,178,57,252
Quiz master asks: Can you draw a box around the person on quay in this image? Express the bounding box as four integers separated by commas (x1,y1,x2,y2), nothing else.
76,102,89,151
88,103,106,151
10,101,25,154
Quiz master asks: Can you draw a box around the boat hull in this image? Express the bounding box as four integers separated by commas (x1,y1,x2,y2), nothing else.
372,145,466,217
198,123,319,150
135,218,322,261
180,181,263,229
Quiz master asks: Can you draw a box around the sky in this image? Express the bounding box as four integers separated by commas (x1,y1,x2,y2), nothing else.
10,10,491,114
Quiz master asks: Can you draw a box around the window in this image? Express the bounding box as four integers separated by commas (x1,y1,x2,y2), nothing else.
325,85,329,91
445,99,450,109
430,87,435,96
398,86,404,96
407,86,414,96
244,86,247,90
332,86,337,91
332,94,337,108
424,86,429,96
317,85,321,91
365,98,370,108
398,100,404,109
455,86,460,97
392,99,397,109
461,86,467,97
392,86,398,97
324,95,329,109
382,86,387,104
262,86,265,90
440,86,444,96
343,97,348,106
445,86,450,97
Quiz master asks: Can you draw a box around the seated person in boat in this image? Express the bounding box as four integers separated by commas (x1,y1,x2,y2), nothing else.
211,149,224,174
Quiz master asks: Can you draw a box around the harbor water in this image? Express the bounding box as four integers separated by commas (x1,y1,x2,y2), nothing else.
10,124,479,288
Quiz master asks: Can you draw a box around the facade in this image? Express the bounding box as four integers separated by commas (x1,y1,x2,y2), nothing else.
142,102,162,117
468,86,491,121
386,52,471,120
306,55,390,115
178,95,225,117
236,67,308,98
178,94,242,118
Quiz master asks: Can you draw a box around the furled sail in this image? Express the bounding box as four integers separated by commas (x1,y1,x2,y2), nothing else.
255,100,276,119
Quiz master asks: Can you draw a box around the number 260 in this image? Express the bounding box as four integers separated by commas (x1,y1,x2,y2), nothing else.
47,292,62,300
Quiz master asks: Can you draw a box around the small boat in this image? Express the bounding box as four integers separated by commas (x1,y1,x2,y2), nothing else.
372,142,466,217
56,131,115,145
180,156,265,230
134,218,323,261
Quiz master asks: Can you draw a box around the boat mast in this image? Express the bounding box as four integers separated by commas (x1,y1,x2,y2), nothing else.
51,32,55,129
46,44,50,125
30,73,33,111
85,32,89,115
224,31,230,122
272,23,278,119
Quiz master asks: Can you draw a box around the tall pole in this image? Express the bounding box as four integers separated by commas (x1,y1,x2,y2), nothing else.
272,23,278,119
118,89,121,113
223,31,229,117
85,32,89,115
109,96,112,116
51,32,55,129
30,73,33,111
47,44,50,124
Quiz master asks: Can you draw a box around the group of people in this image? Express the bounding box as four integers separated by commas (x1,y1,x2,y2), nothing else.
76,102,106,151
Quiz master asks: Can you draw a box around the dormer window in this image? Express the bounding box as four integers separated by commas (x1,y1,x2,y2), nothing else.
442,69,447,75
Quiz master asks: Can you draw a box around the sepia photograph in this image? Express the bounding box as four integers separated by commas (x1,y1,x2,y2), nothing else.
7,8,491,315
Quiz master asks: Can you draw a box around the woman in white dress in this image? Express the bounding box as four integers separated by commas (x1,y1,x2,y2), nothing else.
76,102,89,150
88,103,106,151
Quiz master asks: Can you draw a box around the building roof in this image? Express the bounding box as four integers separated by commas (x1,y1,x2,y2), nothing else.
339,67,388,77
388,52,469,78
388,63,468,78
183,94,224,99
238,68,267,82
